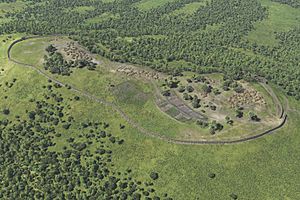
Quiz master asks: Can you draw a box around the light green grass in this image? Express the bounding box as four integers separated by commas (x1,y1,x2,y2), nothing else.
135,0,176,11
246,0,300,46
171,1,207,15
3,33,300,200
10,36,284,141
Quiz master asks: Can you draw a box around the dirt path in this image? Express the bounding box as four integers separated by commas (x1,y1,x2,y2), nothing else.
259,80,284,118
7,36,288,145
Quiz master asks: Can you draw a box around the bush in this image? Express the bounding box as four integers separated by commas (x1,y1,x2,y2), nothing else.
192,96,201,108
235,109,243,118
2,108,10,115
62,123,71,129
208,173,216,179
202,84,212,94
162,90,171,97
183,93,190,100
150,172,159,180
230,193,238,199
234,84,244,93
178,86,185,93
197,120,209,128
186,85,194,93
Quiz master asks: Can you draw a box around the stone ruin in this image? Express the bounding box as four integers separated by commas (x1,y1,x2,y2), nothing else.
63,42,92,61
228,88,266,108
116,65,160,80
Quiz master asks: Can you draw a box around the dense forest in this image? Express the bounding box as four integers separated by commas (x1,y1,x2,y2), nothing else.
1,0,300,99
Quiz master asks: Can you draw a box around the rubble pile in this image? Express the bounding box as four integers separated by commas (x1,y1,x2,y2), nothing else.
116,65,160,80
228,89,266,107
63,42,92,61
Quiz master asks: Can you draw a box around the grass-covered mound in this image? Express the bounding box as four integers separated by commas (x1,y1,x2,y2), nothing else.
10,36,285,142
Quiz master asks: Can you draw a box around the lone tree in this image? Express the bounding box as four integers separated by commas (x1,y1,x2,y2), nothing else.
233,84,244,93
192,95,201,108
209,120,223,135
225,116,234,125
178,86,185,93
186,85,194,93
2,108,10,115
45,44,57,54
202,84,212,94
162,90,171,97
150,172,159,180
208,173,216,179
167,80,179,88
235,107,244,118
183,93,191,100
249,112,260,121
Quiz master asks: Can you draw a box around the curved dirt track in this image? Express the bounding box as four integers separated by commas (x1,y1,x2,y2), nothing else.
7,35,288,145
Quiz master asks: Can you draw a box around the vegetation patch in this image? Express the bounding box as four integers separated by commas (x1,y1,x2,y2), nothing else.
113,81,150,107
70,6,94,14
85,12,120,24
135,0,177,11
171,1,208,15
246,0,300,46
44,44,96,76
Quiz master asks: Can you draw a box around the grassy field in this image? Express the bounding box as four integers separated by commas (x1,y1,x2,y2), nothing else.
0,1,26,24
10,36,283,142
2,30,300,200
135,0,177,11
245,0,300,46
171,1,207,15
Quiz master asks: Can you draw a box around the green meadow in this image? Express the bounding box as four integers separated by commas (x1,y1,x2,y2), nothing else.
246,0,300,46
2,34,299,199
1,0,300,199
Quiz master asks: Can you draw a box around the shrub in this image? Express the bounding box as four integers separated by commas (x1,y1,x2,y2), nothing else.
235,110,243,118
2,108,10,115
208,173,216,179
202,84,212,93
192,96,201,108
162,90,171,97
230,193,238,199
249,112,260,121
234,84,244,93
150,172,159,180
186,85,194,93
178,86,185,93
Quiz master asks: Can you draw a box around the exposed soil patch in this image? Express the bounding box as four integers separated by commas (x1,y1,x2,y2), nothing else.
8,36,288,145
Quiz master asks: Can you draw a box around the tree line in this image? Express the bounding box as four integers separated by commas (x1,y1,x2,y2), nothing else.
1,0,299,99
